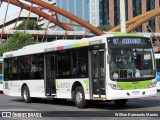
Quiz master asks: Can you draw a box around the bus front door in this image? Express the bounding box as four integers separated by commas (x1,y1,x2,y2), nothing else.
45,54,56,96
90,46,105,98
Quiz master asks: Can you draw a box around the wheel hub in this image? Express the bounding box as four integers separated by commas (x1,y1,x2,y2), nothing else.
76,91,83,103
23,90,28,100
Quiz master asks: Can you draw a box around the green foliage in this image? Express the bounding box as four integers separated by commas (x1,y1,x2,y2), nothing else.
0,31,35,56
97,25,113,31
14,19,44,30
0,44,6,56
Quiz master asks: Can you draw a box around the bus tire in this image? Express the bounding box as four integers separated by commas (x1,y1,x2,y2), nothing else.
22,85,32,103
114,99,128,106
74,86,87,108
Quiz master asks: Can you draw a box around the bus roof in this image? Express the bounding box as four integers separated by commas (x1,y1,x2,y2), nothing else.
3,33,150,58
3,35,106,58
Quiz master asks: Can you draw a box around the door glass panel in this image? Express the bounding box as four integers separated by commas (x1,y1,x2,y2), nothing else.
99,50,105,94
45,55,56,95
92,50,99,94
91,49,105,96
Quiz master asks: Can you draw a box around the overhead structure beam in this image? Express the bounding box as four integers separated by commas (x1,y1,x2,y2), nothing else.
2,0,105,36
109,8,160,32
1,0,9,40
33,16,40,30
3,0,72,31
126,10,160,32
41,11,54,42
25,0,105,35
24,3,33,32
14,8,23,29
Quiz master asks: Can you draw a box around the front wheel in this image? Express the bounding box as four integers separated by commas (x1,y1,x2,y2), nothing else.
74,86,87,108
114,99,128,106
22,85,32,103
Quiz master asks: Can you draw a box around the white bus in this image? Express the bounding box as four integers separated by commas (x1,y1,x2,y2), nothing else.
3,33,157,108
0,57,3,91
154,53,160,91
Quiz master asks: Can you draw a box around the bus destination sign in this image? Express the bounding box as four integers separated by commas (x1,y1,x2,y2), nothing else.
108,37,150,45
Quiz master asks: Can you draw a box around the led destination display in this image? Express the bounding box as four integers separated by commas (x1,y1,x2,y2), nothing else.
108,37,151,45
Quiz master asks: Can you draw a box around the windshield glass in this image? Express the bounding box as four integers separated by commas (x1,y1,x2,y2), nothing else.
109,47,154,80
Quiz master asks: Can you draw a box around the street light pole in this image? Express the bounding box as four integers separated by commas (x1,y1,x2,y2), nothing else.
120,0,126,33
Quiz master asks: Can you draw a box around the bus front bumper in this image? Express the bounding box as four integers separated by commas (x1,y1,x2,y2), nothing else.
107,87,157,100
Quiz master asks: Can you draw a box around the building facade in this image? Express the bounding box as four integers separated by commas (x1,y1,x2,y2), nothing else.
56,0,99,28
43,0,98,31
100,0,160,32
0,11,37,30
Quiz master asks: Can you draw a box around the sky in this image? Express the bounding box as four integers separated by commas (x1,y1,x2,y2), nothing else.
0,1,30,20
0,3,19,20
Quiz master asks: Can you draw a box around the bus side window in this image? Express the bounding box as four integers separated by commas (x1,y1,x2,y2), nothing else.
56,50,71,78
4,59,10,81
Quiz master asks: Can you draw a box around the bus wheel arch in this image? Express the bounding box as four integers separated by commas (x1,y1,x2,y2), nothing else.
21,84,32,103
71,81,83,99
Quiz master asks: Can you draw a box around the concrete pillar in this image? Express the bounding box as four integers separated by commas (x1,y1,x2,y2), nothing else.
120,0,126,32
109,0,114,26
141,0,147,32
155,0,160,32
128,0,133,20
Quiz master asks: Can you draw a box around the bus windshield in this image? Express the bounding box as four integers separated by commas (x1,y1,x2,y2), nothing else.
109,47,155,80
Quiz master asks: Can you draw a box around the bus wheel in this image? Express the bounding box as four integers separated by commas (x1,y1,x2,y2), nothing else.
74,86,87,108
22,85,32,103
114,99,128,106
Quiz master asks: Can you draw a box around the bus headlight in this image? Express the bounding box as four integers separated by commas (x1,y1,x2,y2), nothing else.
148,81,157,88
109,84,122,90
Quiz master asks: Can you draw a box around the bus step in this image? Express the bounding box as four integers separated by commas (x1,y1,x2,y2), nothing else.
46,94,56,96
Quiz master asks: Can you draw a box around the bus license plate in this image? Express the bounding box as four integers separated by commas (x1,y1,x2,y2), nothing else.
132,91,140,95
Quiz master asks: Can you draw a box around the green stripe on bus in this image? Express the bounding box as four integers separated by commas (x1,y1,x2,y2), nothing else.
117,80,152,90
113,33,144,37
71,44,79,48
84,80,89,90
56,81,60,89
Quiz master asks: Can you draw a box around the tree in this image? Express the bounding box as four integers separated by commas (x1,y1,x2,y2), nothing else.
14,19,44,30
0,31,35,56
0,44,6,56
97,25,113,31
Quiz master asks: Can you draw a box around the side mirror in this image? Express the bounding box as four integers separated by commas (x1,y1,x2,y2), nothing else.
107,55,111,63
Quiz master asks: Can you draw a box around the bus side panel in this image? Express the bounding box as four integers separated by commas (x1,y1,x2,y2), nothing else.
0,82,2,91
3,81,21,97
56,78,90,99
25,80,45,97
3,80,46,98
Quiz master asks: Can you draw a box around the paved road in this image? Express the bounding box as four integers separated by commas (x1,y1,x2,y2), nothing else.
0,92,160,120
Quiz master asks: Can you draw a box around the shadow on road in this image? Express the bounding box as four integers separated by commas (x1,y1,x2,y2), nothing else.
10,96,160,110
